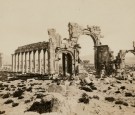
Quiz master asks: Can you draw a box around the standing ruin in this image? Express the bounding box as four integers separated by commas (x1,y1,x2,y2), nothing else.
11,22,115,76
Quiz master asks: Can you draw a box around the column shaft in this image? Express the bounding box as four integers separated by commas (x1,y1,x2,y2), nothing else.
21,52,24,73
17,53,20,72
33,51,36,73
29,52,31,73
43,50,46,74
25,52,27,73
38,50,41,74
11,54,14,72
14,54,17,72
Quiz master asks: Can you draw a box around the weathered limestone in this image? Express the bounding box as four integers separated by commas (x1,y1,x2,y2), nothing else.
29,51,32,73
12,22,116,76
33,50,36,73
24,52,28,73
17,53,20,72
43,49,46,74
12,42,49,75
21,52,24,73
38,50,41,74
68,22,108,75
14,54,17,72
116,43,135,70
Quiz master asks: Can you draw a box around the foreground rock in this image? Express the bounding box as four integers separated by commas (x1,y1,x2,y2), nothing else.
27,93,66,114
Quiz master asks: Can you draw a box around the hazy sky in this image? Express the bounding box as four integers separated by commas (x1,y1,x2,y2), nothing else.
0,0,135,64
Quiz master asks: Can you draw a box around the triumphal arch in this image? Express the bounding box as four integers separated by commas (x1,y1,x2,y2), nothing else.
12,22,113,76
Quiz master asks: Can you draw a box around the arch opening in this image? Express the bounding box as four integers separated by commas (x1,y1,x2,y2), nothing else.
77,35,95,73
125,52,135,70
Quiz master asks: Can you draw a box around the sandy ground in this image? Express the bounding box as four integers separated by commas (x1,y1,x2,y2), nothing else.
0,76,135,115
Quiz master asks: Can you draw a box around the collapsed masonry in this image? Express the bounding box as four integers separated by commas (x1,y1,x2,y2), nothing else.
11,22,134,77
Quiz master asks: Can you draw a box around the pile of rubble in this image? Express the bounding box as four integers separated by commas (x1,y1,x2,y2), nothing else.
0,71,135,115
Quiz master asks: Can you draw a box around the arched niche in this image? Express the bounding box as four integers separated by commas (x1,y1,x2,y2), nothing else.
55,49,75,76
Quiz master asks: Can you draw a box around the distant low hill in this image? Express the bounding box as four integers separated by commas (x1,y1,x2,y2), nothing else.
80,54,94,64
125,56,135,65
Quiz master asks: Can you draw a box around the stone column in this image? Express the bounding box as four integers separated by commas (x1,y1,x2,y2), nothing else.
29,51,32,73
55,59,59,74
45,50,49,74
21,52,24,73
11,54,14,72
24,52,27,73
33,50,36,73
17,53,20,72
62,53,66,76
14,53,17,72
94,46,98,72
48,41,55,75
43,49,46,74
38,50,41,74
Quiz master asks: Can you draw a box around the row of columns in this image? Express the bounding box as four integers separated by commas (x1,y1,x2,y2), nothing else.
12,49,48,74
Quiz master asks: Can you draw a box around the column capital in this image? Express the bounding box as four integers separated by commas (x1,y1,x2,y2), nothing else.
38,49,41,53
33,50,36,53
29,51,32,54
43,49,46,52
25,52,28,54
21,52,24,55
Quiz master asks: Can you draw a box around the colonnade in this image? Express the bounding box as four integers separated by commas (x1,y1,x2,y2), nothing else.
12,49,49,74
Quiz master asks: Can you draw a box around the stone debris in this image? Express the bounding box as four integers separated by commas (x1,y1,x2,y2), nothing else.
0,111,5,114
27,94,63,114
79,86,93,92
2,93,10,99
13,89,24,97
0,70,135,115
105,97,115,102
4,99,13,104
115,100,128,106
12,102,19,107
47,84,65,93
125,92,133,97
79,93,90,104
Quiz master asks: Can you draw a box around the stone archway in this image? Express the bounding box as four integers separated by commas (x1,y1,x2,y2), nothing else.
117,50,135,69
68,22,108,74
55,49,75,76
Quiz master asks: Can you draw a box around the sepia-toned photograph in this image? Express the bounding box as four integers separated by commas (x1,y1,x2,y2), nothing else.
0,0,135,115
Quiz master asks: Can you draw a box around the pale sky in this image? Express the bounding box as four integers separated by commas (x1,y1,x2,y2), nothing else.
0,0,135,64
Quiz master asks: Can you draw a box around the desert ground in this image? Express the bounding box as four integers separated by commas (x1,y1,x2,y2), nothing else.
0,71,135,115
